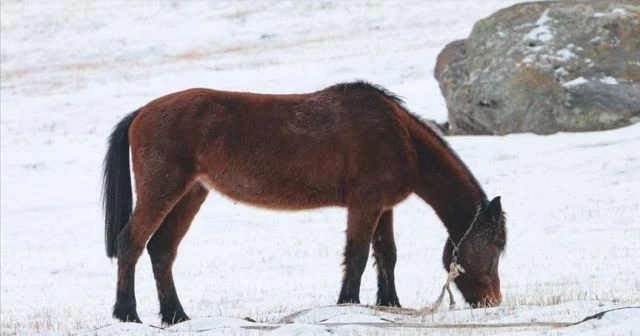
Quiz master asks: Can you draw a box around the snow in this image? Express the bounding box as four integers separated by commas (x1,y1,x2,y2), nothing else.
554,47,576,61
599,76,619,85
2,0,639,335
594,8,628,18
554,67,569,77
523,9,553,43
562,77,589,87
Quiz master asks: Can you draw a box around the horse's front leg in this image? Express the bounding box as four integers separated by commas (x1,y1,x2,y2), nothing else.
338,206,382,304
372,209,400,307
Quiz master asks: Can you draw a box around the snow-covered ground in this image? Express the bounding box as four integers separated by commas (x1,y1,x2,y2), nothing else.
1,1,639,335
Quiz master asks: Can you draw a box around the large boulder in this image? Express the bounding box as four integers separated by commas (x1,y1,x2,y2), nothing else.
435,0,640,135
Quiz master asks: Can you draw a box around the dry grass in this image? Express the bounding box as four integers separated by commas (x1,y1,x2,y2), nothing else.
1,315,98,336
170,50,206,62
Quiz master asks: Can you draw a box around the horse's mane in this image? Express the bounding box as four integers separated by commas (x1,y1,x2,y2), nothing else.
329,80,449,145
406,112,488,203
329,80,447,134
329,80,407,108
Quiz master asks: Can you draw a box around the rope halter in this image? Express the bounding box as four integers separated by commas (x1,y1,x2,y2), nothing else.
421,204,482,313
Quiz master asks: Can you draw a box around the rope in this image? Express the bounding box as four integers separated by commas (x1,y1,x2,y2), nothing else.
250,306,640,331
318,306,640,330
417,262,465,314
414,204,481,314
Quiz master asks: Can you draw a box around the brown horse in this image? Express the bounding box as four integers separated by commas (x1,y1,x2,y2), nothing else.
102,81,506,325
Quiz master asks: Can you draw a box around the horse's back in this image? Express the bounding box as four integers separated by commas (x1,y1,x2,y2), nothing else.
129,86,417,209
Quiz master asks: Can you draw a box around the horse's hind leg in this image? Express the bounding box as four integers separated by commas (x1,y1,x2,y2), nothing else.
372,209,400,307
338,206,383,304
113,166,194,323
147,184,208,325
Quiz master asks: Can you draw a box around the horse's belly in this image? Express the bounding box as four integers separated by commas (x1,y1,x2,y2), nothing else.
197,166,345,210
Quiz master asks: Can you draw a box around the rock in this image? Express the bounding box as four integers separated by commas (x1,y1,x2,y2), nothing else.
435,0,640,135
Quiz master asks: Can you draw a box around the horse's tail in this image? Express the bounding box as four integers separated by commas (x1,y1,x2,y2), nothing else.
102,110,139,259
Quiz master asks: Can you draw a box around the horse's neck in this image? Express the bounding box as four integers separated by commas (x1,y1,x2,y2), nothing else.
407,118,485,238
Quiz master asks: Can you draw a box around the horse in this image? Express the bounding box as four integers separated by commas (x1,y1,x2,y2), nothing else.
102,81,507,325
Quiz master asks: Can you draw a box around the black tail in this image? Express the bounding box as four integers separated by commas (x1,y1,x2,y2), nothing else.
102,111,139,258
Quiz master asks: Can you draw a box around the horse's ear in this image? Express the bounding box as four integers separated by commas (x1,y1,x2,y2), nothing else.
485,196,502,223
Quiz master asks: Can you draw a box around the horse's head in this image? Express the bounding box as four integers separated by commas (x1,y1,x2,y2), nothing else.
442,196,506,307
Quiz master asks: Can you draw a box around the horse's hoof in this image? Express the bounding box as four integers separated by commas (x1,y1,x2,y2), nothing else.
376,298,401,307
113,311,142,324
113,293,143,323
162,312,190,326
337,298,360,305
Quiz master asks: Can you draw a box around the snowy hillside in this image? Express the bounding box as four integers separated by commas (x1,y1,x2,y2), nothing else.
1,1,639,335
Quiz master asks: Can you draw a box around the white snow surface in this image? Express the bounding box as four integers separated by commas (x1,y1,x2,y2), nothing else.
594,8,629,19
2,1,640,335
554,47,576,62
600,76,619,85
562,77,589,88
523,9,553,43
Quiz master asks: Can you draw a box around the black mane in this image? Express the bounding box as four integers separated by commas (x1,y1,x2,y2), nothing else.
332,81,450,135
330,80,407,107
